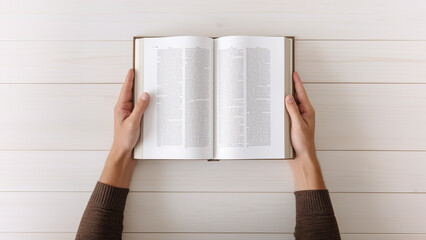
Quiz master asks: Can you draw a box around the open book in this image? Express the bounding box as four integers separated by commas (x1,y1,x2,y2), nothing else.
133,36,294,159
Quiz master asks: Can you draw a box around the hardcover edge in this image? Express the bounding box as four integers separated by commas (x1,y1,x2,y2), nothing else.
284,36,295,160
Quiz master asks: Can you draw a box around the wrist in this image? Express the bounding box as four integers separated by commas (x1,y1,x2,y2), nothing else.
106,148,135,177
99,147,136,188
109,145,132,163
290,151,326,191
295,148,317,162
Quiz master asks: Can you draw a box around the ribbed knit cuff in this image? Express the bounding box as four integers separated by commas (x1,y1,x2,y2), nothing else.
295,190,334,215
89,181,129,211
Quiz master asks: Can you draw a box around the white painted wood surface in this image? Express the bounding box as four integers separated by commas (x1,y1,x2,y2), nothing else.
296,41,426,83
1,84,425,150
1,0,426,40
0,40,426,83
0,84,117,150
309,84,426,150
2,41,426,84
1,192,425,233
0,41,132,83
1,0,425,238
1,151,426,192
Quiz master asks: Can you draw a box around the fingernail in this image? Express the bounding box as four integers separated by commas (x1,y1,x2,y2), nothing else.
286,96,294,103
141,92,150,101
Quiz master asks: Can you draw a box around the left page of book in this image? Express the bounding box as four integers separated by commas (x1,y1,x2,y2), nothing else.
134,36,214,159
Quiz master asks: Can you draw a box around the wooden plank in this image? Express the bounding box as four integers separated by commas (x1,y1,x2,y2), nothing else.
2,233,426,240
0,84,118,150
318,151,426,193
2,41,426,84
1,151,426,193
0,192,295,233
307,84,426,150
0,151,105,191
1,84,425,150
297,41,426,83
332,194,426,234
1,0,426,40
0,41,132,83
0,192,425,233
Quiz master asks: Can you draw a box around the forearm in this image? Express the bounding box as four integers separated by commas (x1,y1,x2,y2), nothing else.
75,70,147,240
75,150,135,240
99,148,136,188
286,72,340,239
290,154,341,240
290,153,326,191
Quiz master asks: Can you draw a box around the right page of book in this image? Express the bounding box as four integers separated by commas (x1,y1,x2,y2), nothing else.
214,36,286,159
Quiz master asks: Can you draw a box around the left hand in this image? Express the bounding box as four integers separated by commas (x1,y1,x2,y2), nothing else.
111,69,150,156
100,69,150,188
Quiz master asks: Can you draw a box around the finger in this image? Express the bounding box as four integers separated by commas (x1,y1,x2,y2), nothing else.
117,69,134,105
293,72,312,106
285,95,303,126
129,92,150,123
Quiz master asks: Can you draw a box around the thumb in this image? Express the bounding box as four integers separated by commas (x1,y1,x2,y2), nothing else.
285,95,302,126
130,92,150,123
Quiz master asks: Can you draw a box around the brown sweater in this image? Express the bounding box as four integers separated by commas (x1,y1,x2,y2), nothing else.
76,182,341,240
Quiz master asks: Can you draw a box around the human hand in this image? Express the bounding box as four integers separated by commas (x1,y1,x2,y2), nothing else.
285,72,325,190
285,72,316,160
100,69,150,188
111,69,150,156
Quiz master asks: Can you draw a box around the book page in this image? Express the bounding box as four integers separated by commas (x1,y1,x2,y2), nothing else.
137,36,214,159
214,36,285,159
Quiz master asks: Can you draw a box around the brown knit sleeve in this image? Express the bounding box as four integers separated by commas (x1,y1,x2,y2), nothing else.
294,190,341,240
75,182,129,240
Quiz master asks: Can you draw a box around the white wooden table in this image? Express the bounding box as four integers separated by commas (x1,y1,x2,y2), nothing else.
1,1,426,239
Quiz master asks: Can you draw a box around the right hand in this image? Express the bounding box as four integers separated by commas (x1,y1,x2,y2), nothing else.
285,72,325,190
285,72,316,160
